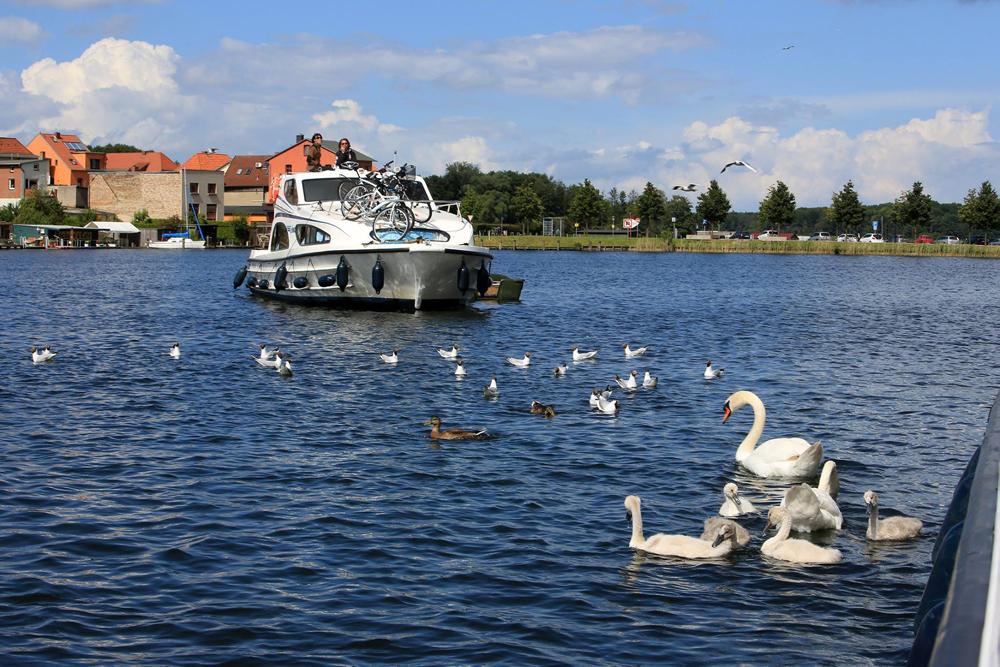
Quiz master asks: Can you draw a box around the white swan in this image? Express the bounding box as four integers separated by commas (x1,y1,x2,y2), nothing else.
622,343,649,357
864,491,922,541
554,364,568,376
625,495,739,558
571,347,598,361
719,482,759,517
596,394,620,414
505,353,532,367
258,344,279,361
780,461,842,532
379,349,398,364
762,507,842,564
169,342,181,358
276,356,293,378
437,344,460,359
642,371,658,388
455,360,467,376
701,517,750,547
30,345,57,363
723,391,823,478
704,360,724,379
484,377,498,397
615,370,638,390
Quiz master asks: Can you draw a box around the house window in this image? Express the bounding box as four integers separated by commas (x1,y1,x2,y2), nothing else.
189,182,199,194
77,178,82,186
192,203,201,216
89,158,100,170
208,183,217,195
245,167,252,175
207,204,217,218
8,179,14,190
236,168,243,175
33,164,39,171
285,164,292,174
8,167,12,172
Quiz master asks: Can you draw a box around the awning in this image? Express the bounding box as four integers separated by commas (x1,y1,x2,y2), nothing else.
84,221,140,234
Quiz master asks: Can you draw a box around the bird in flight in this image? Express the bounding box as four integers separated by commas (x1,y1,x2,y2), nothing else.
721,160,758,173
782,45,795,50
672,183,701,192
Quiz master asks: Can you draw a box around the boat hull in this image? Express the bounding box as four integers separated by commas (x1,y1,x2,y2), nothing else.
245,244,492,312
149,239,206,249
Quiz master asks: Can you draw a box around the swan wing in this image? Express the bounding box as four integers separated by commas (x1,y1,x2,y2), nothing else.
746,440,823,478
781,485,842,531
643,534,721,559
701,517,750,546
769,539,842,564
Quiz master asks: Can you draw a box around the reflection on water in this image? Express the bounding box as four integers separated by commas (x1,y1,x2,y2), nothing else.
0,249,997,665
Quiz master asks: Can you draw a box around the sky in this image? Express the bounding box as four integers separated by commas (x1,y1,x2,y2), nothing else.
0,0,998,209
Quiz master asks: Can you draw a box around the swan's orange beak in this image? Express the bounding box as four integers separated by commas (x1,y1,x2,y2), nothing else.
723,404,731,423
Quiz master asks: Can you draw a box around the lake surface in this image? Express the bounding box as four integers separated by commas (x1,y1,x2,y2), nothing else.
1,248,998,665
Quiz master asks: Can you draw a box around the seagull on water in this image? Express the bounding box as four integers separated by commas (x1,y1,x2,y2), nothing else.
258,344,279,361
438,344,460,359
642,370,658,388
255,352,282,369
169,342,181,359
721,160,758,173
672,183,701,192
616,370,639,391
380,349,399,364
590,389,603,407
506,353,532,367
704,360,724,379
277,355,293,378
596,394,621,414
455,359,467,376
571,346,598,361
554,364,568,376
622,343,649,358
30,345,57,364
484,377,499,397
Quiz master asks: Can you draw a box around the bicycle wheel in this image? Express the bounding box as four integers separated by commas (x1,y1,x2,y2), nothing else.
341,186,374,221
409,200,433,224
339,179,370,201
372,204,414,240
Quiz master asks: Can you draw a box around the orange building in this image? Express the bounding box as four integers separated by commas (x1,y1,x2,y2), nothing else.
25,132,105,187
180,150,231,171
104,151,179,172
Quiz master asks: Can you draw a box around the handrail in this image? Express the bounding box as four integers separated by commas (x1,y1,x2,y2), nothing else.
929,389,1000,666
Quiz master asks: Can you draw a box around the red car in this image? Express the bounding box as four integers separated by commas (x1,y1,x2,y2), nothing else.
915,234,935,244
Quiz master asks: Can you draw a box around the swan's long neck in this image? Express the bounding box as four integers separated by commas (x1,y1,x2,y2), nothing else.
868,506,879,538
735,394,766,462
629,506,645,548
764,513,792,550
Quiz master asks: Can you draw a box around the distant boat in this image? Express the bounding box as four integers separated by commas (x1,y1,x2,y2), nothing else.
148,232,206,249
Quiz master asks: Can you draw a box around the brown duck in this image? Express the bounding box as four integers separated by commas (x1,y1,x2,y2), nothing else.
424,416,487,440
530,401,556,418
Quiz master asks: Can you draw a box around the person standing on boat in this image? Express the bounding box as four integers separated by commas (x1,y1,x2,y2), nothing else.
306,133,328,172
335,138,358,168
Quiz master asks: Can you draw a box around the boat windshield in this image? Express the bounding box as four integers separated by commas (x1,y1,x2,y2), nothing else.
301,178,352,202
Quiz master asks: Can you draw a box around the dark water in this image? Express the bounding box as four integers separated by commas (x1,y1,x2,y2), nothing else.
1,249,998,665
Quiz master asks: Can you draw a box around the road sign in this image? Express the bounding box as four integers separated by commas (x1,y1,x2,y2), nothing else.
873,220,878,229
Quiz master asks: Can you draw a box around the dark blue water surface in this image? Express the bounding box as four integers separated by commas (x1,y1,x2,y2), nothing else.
1,249,998,665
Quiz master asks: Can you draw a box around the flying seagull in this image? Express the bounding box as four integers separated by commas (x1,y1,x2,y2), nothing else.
721,160,758,174
782,45,794,50
672,183,701,192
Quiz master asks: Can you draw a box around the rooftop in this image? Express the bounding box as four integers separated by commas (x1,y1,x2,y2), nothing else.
104,151,179,172
181,151,232,171
225,155,271,188
0,137,33,156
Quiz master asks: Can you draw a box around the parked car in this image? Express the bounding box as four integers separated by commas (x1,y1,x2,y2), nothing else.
807,232,832,241
970,235,986,245
989,238,1000,246
758,229,780,239
934,235,960,245
915,234,935,244
890,235,910,244
728,231,752,240
860,233,884,243
836,234,858,242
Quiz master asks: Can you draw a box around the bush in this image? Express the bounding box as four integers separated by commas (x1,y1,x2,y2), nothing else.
132,209,151,225
232,214,251,245
14,190,65,225
0,201,19,223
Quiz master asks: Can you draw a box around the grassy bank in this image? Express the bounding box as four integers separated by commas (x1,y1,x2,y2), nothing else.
475,236,1000,258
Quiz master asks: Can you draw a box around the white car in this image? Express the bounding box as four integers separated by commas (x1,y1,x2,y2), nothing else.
934,236,961,245
837,234,859,242
758,229,780,239
860,233,884,243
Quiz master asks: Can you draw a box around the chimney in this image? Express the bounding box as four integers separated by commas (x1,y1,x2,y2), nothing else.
296,134,304,143
54,132,62,141
142,150,147,156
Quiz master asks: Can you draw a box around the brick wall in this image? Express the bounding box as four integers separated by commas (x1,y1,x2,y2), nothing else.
5,165,22,198
89,172,183,221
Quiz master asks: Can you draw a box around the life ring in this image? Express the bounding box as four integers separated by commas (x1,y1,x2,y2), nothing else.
267,175,281,204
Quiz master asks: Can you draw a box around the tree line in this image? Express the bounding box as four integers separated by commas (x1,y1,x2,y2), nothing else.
425,161,998,240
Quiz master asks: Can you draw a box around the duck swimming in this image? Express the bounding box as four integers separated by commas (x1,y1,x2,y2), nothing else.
424,416,487,440
531,401,556,418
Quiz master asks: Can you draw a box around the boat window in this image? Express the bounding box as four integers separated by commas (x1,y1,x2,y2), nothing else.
403,180,430,201
270,223,289,251
296,224,331,246
301,178,351,202
283,179,298,204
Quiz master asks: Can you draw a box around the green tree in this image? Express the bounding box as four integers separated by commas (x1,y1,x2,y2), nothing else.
893,181,933,240
132,208,151,225
77,208,99,224
829,180,865,237
460,185,480,224
634,182,666,236
512,182,544,234
960,181,1000,243
695,180,731,230
958,187,981,242
14,189,65,225
664,195,695,238
0,201,20,223
758,181,796,234
89,143,141,153
568,178,605,231
233,213,252,245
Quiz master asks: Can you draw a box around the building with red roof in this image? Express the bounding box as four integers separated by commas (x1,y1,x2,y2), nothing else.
180,150,232,171
1,137,49,209
224,155,270,224
103,151,179,172
25,132,105,187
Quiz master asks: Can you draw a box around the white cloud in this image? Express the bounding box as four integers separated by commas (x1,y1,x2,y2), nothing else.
312,99,403,137
0,16,48,45
431,136,495,173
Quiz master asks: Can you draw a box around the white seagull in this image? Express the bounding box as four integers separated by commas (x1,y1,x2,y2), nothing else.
254,352,282,369
554,364,568,376
379,349,399,364
505,353,532,367
704,360,724,379
642,370,658,388
721,160,758,173
616,370,639,390
276,355,293,378
596,394,620,414
437,344,460,359
258,344,279,361
169,342,181,359
30,345,57,364
571,347,598,361
484,377,499,397
672,183,701,192
622,343,649,358
782,45,794,50
455,359,467,376
589,389,603,407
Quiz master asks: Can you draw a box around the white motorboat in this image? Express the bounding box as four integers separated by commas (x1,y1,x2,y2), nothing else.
236,166,493,311
148,233,206,249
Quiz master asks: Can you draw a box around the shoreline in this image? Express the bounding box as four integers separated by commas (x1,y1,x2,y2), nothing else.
475,236,1000,258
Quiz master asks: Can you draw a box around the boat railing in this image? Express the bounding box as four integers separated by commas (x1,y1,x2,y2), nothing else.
433,200,462,216
910,388,1000,666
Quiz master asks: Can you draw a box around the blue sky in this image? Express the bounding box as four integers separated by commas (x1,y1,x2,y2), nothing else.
1,0,998,209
